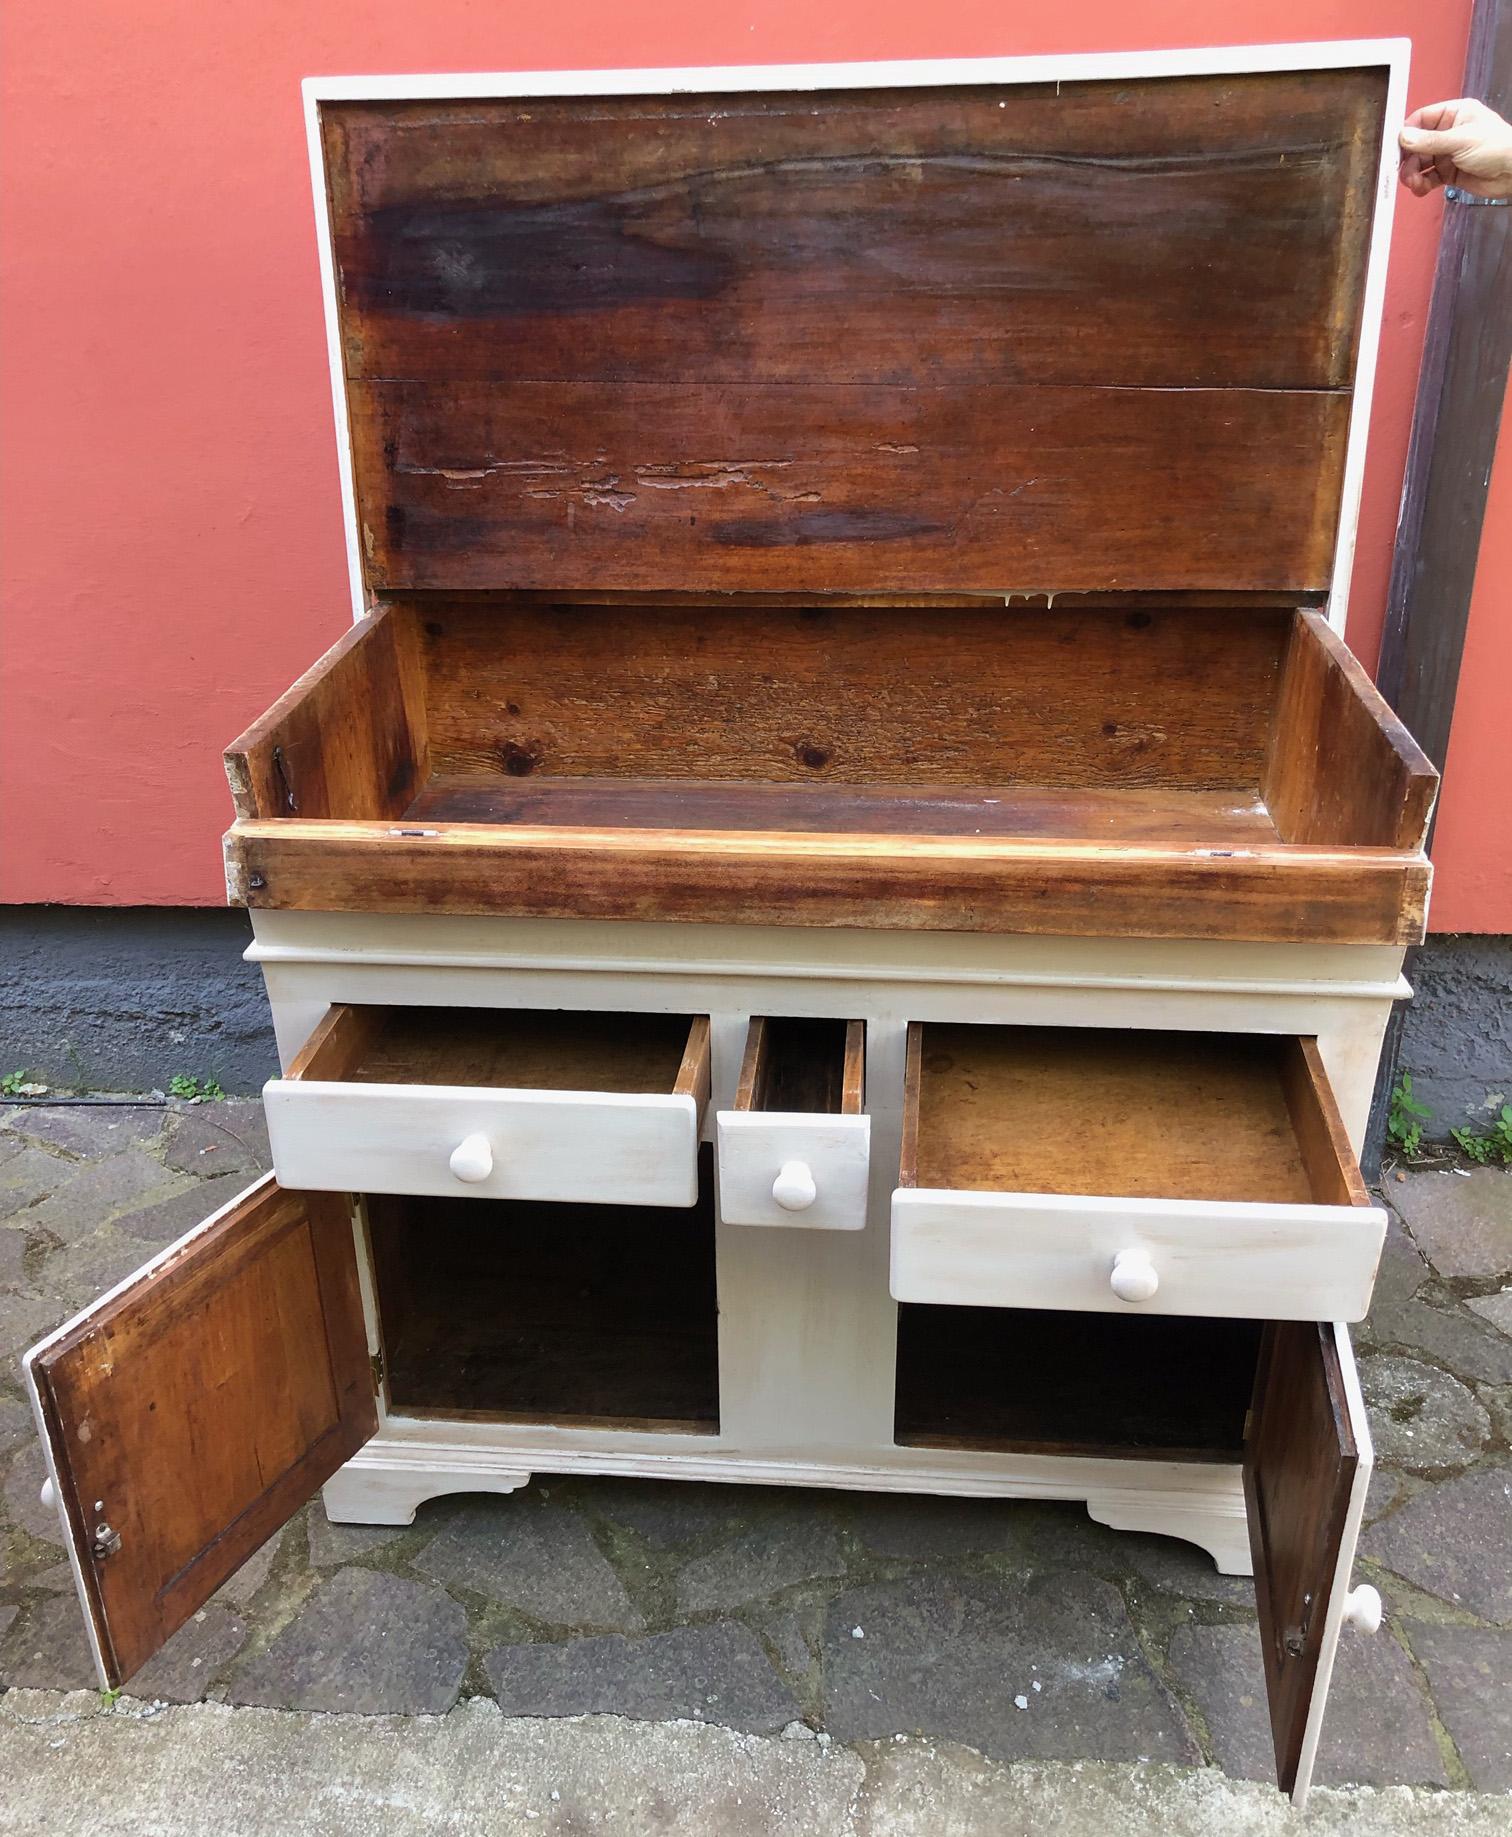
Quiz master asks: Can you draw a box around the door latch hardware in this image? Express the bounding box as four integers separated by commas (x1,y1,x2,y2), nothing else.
1283,1591,1315,1658
91,1522,122,1560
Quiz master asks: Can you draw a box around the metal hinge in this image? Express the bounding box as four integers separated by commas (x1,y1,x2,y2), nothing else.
371,1349,386,1392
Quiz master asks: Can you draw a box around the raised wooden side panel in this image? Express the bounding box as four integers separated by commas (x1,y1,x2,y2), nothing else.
1263,611,1438,850
224,604,428,822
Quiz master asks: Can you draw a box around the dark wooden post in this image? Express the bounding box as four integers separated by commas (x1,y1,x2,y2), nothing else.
1366,0,1512,1173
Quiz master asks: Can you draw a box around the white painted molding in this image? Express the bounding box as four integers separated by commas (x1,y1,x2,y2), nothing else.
1087,1490,1254,1576
303,42,1410,104
1326,48,1410,633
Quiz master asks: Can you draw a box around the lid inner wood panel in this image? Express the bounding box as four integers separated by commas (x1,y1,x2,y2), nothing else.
341,1008,693,1092
912,1026,1316,1202
321,67,1387,596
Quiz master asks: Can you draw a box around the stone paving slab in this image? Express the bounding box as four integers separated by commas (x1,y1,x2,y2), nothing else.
225,1568,468,1715
0,1108,1509,1802
1358,1354,1493,1472
1392,1170,1512,1279
4,1106,166,1159
1467,1289,1512,1337
414,1495,646,1633
1166,1621,1449,1788
820,1570,1198,1765
1400,1623,1512,1790
485,1622,802,1731
1362,1467,1512,1623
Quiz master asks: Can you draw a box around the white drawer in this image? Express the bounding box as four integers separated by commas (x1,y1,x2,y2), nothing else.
717,1018,869,1230
891,1024,1384,1321
266,1005,711,1206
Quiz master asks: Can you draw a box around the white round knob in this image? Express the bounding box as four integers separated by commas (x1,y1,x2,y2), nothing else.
449,1133,494,1184
772,1160,818,1212
1343,1584,1383,1634
39,1477,56,1511
1109,1248,1159,1303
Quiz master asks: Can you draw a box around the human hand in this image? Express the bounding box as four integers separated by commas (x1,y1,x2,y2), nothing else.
1399,98,1512,200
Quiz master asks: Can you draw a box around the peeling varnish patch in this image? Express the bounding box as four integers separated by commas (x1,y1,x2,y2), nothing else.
581,482,636,512
876,442,920,455
397,457,576,487
402,453,820,512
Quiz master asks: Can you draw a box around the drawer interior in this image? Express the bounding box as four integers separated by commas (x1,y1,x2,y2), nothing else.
288,1004,710,1096
367,1147,720,1431
733,1017,865,1115
228,599,1433,857
902,1025,1364,1206
895,1304,1262,1460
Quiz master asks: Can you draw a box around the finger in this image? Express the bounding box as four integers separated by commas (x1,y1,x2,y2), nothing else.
1398,148,1445,194
1406,100,1475,132
1399,123,1479,159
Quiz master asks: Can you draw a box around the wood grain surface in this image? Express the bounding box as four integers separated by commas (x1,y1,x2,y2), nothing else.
1245,1320,1360,1795
902,1025,1325,1202
732,1015,864,1115
287,1004,698,1094
349,378,1349,595
404,778,1280,843
416,601,1288,791
29,1181,372,1687
225,817,1431,945
319,69,1386,595
224,605,427,822
1265,612,1439,849
895,1305,1262,1460
1280,1038,1371,1209
368,1159,720,1427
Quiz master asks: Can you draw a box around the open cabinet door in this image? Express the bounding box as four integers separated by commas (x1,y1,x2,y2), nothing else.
23,1175,375,1689
1245,1319,1374,1806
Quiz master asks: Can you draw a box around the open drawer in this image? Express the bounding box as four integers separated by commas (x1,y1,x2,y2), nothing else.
717,1017,869,1229
265,1005,711,1206
891,1025,1385,1321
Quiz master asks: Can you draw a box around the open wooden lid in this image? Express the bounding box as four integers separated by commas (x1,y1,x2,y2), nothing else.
315,58,1393,601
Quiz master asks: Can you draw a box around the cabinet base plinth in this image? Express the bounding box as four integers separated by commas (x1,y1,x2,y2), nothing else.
323,1449,533,1525
1086,1489,1253,1575
322,1425,1252,1572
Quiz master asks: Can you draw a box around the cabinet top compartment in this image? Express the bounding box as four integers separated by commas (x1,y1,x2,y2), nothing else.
314,57,1393,601
223,53,1433,943
225,597,1434,941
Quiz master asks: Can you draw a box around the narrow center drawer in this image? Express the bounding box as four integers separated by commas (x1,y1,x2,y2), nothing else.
891,1025,1385,1321
717,1017,870,1229
265,1005,711,1206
